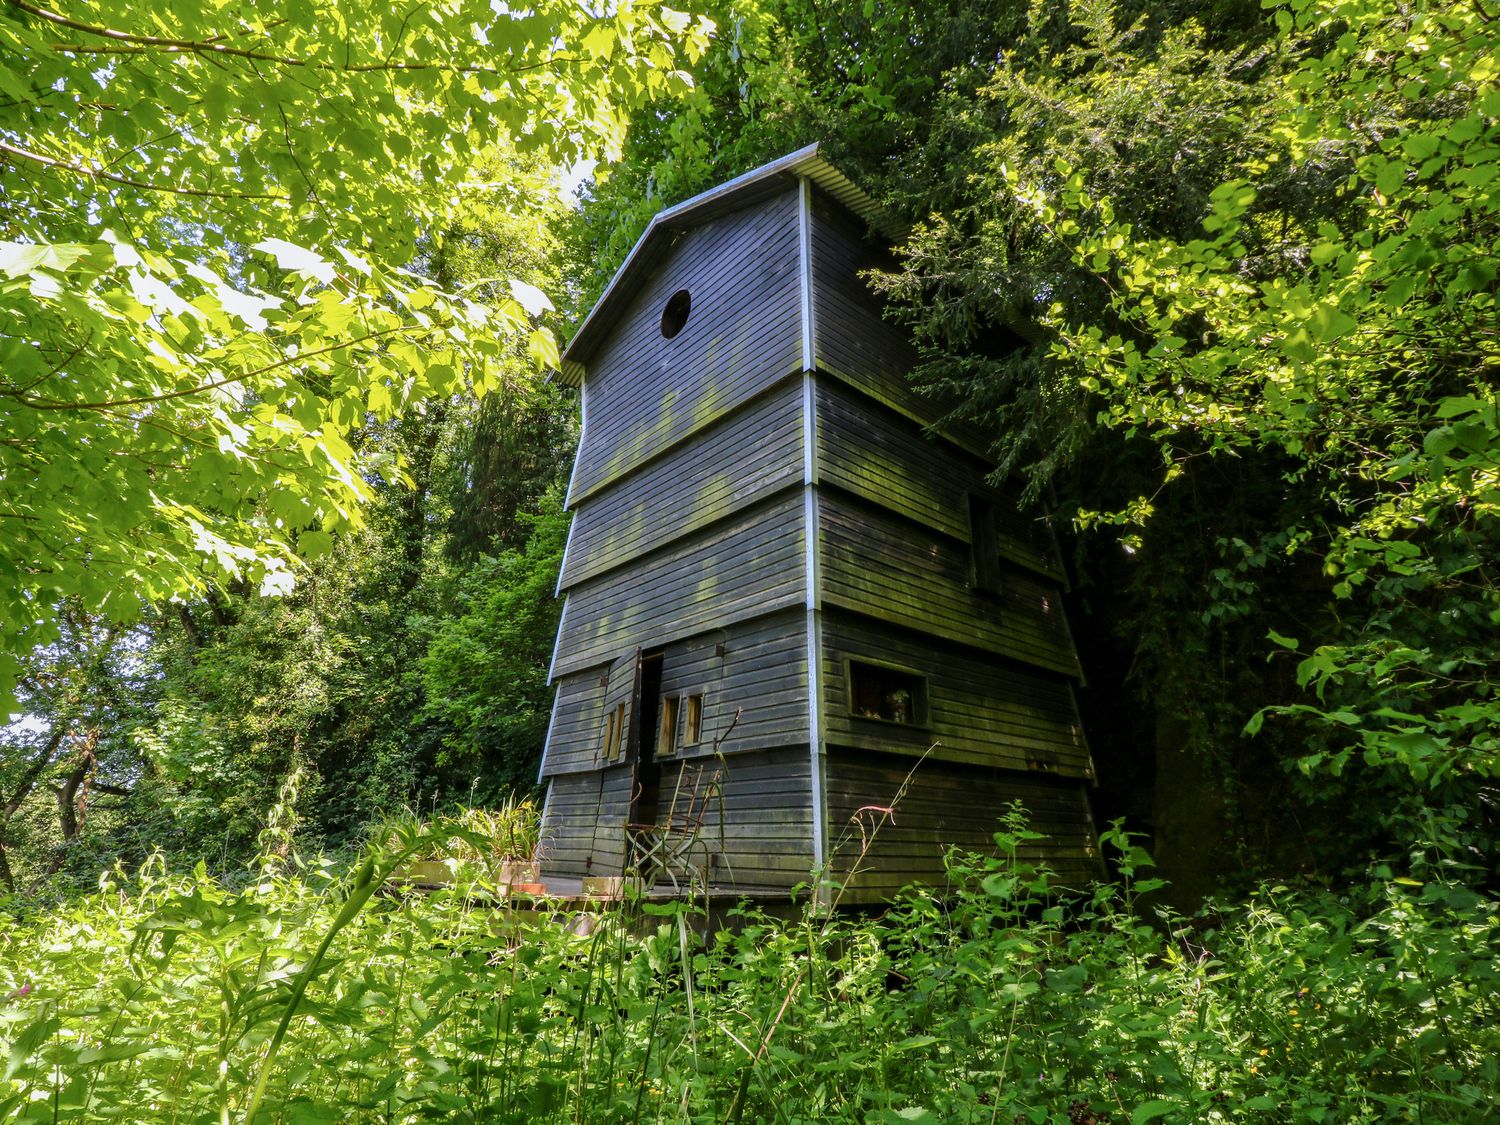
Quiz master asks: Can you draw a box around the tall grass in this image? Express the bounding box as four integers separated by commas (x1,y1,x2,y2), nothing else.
0,806,1494,1122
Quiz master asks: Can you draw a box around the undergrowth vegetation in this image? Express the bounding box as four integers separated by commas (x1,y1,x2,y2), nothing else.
0,808,1493,1123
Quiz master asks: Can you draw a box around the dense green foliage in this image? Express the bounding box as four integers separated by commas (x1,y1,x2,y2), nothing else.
0,0,710,709
3,0,1499,1119
568,0,1500,890
0,816,1494,1122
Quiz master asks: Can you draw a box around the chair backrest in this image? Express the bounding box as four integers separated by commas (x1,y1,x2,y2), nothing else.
662,763,722,833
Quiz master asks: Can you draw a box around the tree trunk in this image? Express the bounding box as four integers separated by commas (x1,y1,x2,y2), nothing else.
0,725,67,892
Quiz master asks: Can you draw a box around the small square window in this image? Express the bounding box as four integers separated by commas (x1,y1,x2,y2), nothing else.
657,695,680,757
684,693,704,746
848,661,927,726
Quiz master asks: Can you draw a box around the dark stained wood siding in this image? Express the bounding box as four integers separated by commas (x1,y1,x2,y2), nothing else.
538,765,634,878
552,491,806,679
560,378,804,591
818,491,1080,677
823,750,1100,902
545,612,809,779
808,192,992,458
542,666,611,779
570,190,803,504
815,379,1062,581
652,749,814,891
808,193,917,406
820,610,1090,778
655,609,809,759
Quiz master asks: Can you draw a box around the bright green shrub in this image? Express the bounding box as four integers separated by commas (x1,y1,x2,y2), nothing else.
0,816,1493,1122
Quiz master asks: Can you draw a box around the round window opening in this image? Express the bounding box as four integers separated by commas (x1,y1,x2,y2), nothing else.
660,289,692,339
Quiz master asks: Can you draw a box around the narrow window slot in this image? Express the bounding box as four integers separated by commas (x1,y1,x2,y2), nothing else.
657,695,680,757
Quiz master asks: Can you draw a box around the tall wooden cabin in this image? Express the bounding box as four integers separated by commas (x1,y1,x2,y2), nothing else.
538,146,1099,904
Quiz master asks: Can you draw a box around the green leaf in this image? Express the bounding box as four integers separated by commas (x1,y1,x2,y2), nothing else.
1131,1101,1180,1125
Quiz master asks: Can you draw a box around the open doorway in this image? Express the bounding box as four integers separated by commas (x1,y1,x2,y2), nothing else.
628,651,665,830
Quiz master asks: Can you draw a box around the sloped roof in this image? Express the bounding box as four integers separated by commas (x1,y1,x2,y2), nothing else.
558,143,904,384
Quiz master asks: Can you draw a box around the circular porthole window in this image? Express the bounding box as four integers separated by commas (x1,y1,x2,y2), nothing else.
660,289,692,339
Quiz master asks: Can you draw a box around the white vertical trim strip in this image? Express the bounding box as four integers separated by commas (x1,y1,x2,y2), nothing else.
564,377,588,510
546,598,568,684
798,178,816,374
554,515,576,599
556,376,584,596
798,175,827,877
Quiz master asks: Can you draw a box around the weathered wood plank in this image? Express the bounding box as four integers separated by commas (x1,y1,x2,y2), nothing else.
561,378,804,590
817,491,1080,677
545,610,810,777
820,609,1093,778
808,191,994,459
815,379,1062,581
571,191,803,502
823,750,1100,901
553,491,806,678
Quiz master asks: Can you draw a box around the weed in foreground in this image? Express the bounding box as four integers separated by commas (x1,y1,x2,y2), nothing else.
0,806,1494,1122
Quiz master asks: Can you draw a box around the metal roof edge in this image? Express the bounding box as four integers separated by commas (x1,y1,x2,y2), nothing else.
556,144,904,384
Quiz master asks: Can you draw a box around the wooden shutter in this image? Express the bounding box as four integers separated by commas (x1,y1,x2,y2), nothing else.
598,647,642,764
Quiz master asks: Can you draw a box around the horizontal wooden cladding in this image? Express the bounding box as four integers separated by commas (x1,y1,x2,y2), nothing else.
809,192,917,401
552,491,806,679
815,379,1062,581
817,491,1080,678
560,378,804,591
656,609,809,759
543,611,809,778
823,751,1101,902
570,191,803,503
539,751,815,889
807,192,992,459
657,750,814,889
820,610,1091,779
541,666,610,778
538,766,634,878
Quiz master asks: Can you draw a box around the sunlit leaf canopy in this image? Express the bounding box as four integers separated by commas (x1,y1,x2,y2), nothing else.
0,0,714,712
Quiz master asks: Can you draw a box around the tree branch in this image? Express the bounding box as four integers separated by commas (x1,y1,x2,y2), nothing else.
7,323,425,412
0,139,284,200
12,0,567,74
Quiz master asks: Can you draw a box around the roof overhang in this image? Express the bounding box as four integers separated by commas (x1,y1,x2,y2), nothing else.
558,144,905,385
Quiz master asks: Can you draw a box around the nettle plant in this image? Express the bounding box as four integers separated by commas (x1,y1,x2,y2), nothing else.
0,804,1493,1122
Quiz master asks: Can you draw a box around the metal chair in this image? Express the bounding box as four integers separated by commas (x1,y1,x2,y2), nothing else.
624,763,724,893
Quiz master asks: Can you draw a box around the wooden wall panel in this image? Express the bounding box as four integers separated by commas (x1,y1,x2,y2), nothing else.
555,492,810,678
537,765,634,878
570,190,802,503
553,491,806,678
815,379,1062,581
545,611,809,778
820,610,1091,778
654,609,809,760
542,666,610,779
808,193,992,458
652,749,814,891
561,378,804,591
818,491,1079,677
823,751,1100,902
